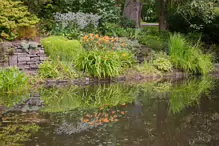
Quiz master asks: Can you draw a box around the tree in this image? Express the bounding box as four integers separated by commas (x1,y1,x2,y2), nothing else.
157,0,168,30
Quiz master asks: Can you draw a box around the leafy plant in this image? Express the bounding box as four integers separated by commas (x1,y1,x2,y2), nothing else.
76,50,121,78
0,67,30,93
152,57,173,72
41,36,82,63
40,84,136,113
0,0,39,40
169,33,214,75
38,59,79,80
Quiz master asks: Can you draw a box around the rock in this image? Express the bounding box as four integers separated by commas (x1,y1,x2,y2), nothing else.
9,55,18,66
18,56,30,62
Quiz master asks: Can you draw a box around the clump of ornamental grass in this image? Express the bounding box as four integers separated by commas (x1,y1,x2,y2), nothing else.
41,36,82,63
38,59,79,80
0,67,30,93
169,33,214,75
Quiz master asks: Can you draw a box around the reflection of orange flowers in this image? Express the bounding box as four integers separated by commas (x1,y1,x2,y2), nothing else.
83,119,89,122
103,118,109,123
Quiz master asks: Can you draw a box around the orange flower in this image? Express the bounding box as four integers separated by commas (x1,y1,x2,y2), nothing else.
90,122,95,126
105,40,109,44
104,36,110,40
122,53,126,57
91,37,94,41
121,43,125,47
95,34,99,38
90,33,94,37
121,111,125,115
115,37,119,41
100,107,104,110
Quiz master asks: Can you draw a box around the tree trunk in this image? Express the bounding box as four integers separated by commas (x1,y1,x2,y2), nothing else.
123,0,142,27
158,0,168,30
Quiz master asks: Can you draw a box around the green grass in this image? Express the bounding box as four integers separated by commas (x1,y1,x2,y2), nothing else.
169,33,214,75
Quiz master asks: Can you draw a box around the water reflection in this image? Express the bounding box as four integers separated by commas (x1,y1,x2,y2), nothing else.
0,77,218,146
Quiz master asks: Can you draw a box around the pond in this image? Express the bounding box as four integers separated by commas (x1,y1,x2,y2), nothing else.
0,77,219,146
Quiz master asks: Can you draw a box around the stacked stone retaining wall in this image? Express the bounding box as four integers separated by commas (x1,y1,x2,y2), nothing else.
0,41,47,74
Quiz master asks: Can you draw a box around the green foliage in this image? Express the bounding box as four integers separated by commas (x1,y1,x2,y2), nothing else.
169,33,214,75
137,27,169,51
136,61,161,75
76,50,121,78
78,34,136,78
0,68,30,93
175,0,216,30
0,123,40,146
141,0,158,22
0,0,39,40
41,36,82,63
38,59,79,80
169,76,214,114
0,92,30,107
103,23,136,38
40,84,136,113
152,57,173,72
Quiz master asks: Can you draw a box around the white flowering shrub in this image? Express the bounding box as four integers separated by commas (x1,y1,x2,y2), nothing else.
54,12,101,30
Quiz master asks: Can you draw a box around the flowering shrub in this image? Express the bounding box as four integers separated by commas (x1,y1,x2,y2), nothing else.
54,12,101,30
77,34,136,78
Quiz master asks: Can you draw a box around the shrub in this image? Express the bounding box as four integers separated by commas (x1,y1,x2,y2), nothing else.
137,27,169,51
0,0,39,40
152,57,173,72
54,12,101,30
0,67,30,93
38,59,79,80
136,61,161,75
169,33,214,75
41,36,82,63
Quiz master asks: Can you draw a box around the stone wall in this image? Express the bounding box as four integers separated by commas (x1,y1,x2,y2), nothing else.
0,41,47,74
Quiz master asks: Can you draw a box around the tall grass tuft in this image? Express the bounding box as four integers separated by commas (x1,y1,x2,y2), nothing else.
169,33,214,75
0,67,30,93
41,36,82,63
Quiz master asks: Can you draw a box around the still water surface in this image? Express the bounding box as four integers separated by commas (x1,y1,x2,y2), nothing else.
0,77,219,146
